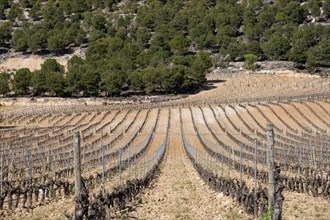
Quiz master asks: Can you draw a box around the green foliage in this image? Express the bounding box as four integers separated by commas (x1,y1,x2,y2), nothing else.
262,34,291,60
0,0,10,19
128,70,144,92
306,38,330,70
47,30,67,53
308,0,321,17
170,34,191,54
41,59,65,74
101,71,126,96
65,56,86,95
244,54,259,71
11,30,29,51
2,0,330,96
31,70,47,95
8,3,23,21
0,8,5,20
31,59,65,96
0,22,12,47
289,25,328,68
225,207,242,220
290,38,308,64
305,50,317,71
283,1,308,24
12,68,31,95
141,66,162,94
92,12,107,31
86,38,112,61
135,27,152,47
191,52,211,85
45,71,65,96
323,0,330,18
81,69,100,96
29,0,42,20
259,208,273,220
28,31,48,52
162,65,185,93
257,5,276,29
136,5,155,29
43,0,64,25
0,72,10,96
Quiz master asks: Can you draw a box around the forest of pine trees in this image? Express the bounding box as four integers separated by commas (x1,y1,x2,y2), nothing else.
0,0,329,97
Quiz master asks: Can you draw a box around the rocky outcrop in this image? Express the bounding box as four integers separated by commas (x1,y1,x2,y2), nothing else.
213,61,329,77
216,61,296,73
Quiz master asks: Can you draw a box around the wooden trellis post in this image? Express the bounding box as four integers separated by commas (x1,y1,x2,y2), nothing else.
320,142,323,181
128,145,130,179
254,139,258,217
228,147,231,178
73,130,82,197
221,153,224,176
134,155,137,179
240,144,242,187
284,146,288,175
29,145,33,184
0,147,3,195
267,123,275,219
102,145,105,196
119,148,122,185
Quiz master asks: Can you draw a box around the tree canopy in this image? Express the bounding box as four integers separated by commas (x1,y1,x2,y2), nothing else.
12,68,31,95
0,72,10,96
1,0,329,97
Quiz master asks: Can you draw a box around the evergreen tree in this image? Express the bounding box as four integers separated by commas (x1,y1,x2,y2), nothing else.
31,70,47,95
45,71,65,96
47,29,67,53
101,70,126,96
8,3,23,21
323,0,330,18
11,30,28,51
170,34,191,54
0,72,10,96
12,68,31,95
65,56,86,95
262,34,290,60
308,0,321,18
0,22,12,47
31,59,65,96
28,30,47,52
244,54,258,71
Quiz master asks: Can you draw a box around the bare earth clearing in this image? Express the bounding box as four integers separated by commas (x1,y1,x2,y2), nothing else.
129,109,250,220
0,49,85,72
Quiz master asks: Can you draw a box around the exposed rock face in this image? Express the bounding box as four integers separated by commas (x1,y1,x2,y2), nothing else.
318,68,330,76
256,61,296,71
218,61,295,73
214,61,329,76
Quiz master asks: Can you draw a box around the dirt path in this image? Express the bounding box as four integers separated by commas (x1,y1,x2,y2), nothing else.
130,108,249,220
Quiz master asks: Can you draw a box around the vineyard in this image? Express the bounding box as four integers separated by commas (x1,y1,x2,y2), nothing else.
0,72,329,219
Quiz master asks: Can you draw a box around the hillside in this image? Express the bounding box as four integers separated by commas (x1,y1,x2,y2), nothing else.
0,87,329,219
0,0,330,97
